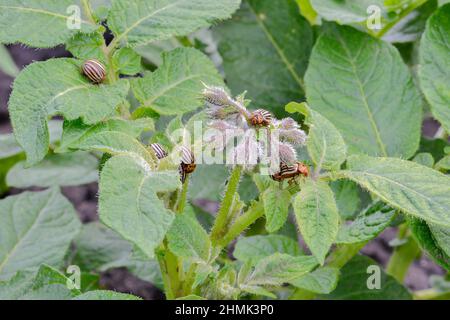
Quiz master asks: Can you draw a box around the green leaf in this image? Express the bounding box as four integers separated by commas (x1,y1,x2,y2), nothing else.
9,58,130,166
6,152,98,188
413,152,435,168
325,255,411,299
435,155,450,172
0,120,62,159
234,235,301,264
131,47,224,115
330,180,361,219
430,224,450,258
0,44,18,77
66,32,106,63
188,164,229,201
306,109,347,171
336,202,396,244
338,155,450,227
246,253,318,286
0,264,80,300
72,222,133,272
76,131,157,168
408,217,450,271
0,154,24,194
99,155,180,258
305,25,422,158
112,47,142,75
0,188,81,280
293,179,340,264
167,214,211,263
310,0,386,24
239,284,276,299
72,223,163,288
296,0,319,25
0,0,97,47
56,117,153,153
419,4,450,132
262,185,291,233
107,0,241,47
214,0,313,117
73,290,141,300
135,39,181,66
289,267,339,294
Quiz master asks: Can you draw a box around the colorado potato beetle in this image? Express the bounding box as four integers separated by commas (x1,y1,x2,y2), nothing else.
179,146,196,183
271,162,309,182
150,143,168,160
82,59,106,84
249,109,272,127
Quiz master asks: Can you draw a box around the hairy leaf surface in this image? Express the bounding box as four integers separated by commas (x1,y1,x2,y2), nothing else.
419,4,450,132
262,185,291,233
0,264,80,300
246,253,317,286
0,189,81,280
336,202,396,244
57,118,154,153
108,0,240,47
6,152,98,188
307,109,347,171
305,25,422,158
339,155,450,227
132,48,224,115
99,155,180,258
294,179,340,264
234,235,300,264
289,267,339,294
215,0,313,117
167,214,211,263
9,58,129,166
0,0,97,47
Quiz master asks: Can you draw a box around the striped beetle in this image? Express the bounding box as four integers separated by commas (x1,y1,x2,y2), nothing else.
249,109,272,127
82,59,106,84
150,143,168,160
271,162,309,182
179,146,196,183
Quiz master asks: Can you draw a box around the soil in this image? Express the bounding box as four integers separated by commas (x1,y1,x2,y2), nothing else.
0,45,445,299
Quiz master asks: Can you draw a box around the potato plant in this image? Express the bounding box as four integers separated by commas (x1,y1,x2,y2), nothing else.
0,0,449,301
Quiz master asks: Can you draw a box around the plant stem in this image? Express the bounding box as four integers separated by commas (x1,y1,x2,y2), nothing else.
327,242,367,269
217,200,264,248
375,0,427,38
386,224,420,282
81,0,117,84
156,245,175,300
210,166,242,243
176,175,190,214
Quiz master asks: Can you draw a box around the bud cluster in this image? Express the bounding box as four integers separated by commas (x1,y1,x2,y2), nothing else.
202,84,308,180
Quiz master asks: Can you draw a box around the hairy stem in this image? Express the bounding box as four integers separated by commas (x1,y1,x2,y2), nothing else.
176,175,190,214
386,224,420,282
210,166,243,243
217,200,264,248
156,245,175,300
